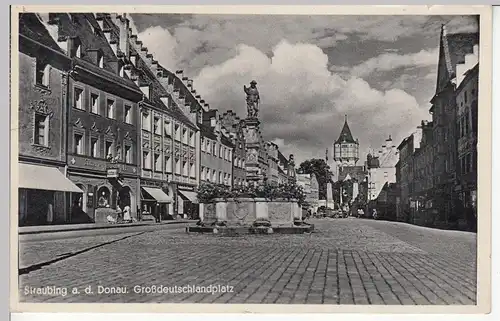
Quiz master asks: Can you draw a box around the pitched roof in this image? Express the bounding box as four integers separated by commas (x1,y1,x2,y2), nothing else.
19,13,65,54
198,123,217,140
436,27,479,94
335,116,357,144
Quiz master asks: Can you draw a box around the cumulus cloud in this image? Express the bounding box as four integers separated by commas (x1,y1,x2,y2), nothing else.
192,40,428,165
350,48,439,77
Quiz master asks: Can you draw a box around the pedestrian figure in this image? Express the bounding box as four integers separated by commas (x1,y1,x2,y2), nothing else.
372,208,378,220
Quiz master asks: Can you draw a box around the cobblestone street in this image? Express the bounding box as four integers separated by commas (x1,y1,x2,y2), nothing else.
18,219,477,305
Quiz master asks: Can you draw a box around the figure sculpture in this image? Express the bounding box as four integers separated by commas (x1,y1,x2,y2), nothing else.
243,80,260,118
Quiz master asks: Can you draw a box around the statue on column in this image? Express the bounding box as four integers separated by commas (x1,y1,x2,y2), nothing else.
287,154,296,179
244,80,260,118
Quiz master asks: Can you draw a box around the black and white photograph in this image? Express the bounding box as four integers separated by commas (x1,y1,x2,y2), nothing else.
10,5,492,312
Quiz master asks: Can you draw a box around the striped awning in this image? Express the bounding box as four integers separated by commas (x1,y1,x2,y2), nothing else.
18,163,82,193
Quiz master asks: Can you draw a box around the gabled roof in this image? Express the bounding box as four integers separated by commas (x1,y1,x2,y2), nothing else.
338,166,366,182
335,116,357,144
19,13,65,54
435,26,479,94
198,123,217,140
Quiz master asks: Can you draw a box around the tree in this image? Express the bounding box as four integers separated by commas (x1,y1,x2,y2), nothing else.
298,158,332,200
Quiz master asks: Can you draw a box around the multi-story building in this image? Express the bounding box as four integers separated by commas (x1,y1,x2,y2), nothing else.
296,173,320,211
429,25,479,222
455,45,479,215
277,151,290,184
396,134,417,222
40,13,145,224
265,141,280,184
200,109,233,188
219,110,247,187
366,136,399,201
412,120,434,224
122,27,201,220
18,13,83,226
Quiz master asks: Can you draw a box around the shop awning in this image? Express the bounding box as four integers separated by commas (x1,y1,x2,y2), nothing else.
178,190,198,203
19,163,83,193
142,187,172,203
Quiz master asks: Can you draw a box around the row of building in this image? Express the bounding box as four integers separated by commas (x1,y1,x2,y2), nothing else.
396,25,479,228
18,12,295,227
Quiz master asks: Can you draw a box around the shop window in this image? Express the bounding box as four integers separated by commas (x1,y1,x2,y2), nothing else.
97,186,111,208
74,133,84,155
34,113,49,146
90,137,99,158
35,59,50,87
74,87,83,109
124,105,132,124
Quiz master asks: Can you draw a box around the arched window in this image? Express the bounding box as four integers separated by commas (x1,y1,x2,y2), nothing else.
97,186,111,208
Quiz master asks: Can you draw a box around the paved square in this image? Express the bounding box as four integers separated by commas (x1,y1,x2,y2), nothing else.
18,219,477,305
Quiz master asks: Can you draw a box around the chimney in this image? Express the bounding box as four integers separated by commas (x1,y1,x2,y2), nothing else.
187,79,193,88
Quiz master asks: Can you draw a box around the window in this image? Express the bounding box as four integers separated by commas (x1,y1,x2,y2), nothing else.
464,91,468,104
464,110,470,135
154,117,161,135
182,129,188,144
98,53,104,68
34,114,48,146
213,143,217,156
175,158,181,175
105,141,113,159
201,167,206,180
183,161,188,176
219,172,223,184
74,88,83,109
212,170,216,182
142,113,150,131
90,93,99,114
164,120,171,136
116,145,122,162
143,151,151,169
74,133,84,155
201,137,205,152
154,153,161,171
175,124,181,141
219,146,223,158
124,105,132,124
190,163,196,178
90,137,99,157
165,155,172,172
125,145,132,164
119,65,125,77
71,39,81,58
106,99,115,119
189,131,195,146
35,60,50,87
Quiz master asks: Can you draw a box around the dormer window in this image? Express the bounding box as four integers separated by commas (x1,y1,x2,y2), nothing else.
97,52,104,68
71,38,82,58
140,86,150,99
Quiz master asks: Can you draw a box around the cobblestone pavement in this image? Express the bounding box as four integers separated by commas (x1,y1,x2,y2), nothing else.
18,218,477,305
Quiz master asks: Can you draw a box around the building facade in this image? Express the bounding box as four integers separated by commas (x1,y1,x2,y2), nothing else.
18,13,82,226
366,136,399,201
44,13,145,224
200,109,234,188
396,134,416,222
219,110,247,187
429,25,479,222
412,121,434,224
455,47,479,217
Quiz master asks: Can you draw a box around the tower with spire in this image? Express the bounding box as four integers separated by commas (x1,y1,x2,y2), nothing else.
333,115,359,169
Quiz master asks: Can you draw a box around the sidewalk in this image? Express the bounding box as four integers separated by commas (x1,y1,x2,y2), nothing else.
18,219,197,235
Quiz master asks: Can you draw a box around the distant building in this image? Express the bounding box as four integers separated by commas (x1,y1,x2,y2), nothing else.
397,134,417,222
333,115,359,170
219,110,247,187
296,173,320,211
366,135,399,201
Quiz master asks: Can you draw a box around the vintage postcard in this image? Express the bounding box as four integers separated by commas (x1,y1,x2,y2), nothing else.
10,5,492,314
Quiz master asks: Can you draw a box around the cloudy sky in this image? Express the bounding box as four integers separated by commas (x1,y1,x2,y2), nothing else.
128,14,478,166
